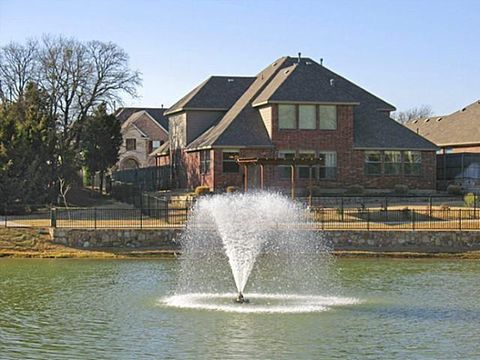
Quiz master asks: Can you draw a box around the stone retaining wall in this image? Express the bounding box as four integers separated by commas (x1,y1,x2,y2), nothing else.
49,228,182,250
324,231,480,252
49,228,480,252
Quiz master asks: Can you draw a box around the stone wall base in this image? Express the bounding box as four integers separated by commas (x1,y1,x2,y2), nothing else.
49,228,480,253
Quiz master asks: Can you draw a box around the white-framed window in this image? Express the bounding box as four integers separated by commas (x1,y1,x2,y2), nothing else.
278,150,295,178
278,104,296,129
319,105,337,130
365,151,382,175
299,105,316,129
384,151,402,175
200,150,211,174
298,151,316,179
222,149,239,173
318,151,337,179
152,140,162,150
404,151,422,176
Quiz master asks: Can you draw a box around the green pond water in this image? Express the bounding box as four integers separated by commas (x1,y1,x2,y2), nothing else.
0,258,479,359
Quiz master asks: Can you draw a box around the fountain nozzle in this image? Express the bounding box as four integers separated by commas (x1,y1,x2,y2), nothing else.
234,292,249,304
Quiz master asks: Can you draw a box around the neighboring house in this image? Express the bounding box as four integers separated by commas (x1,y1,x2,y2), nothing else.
116,107,169,169
406,100,480,154
406,101,480,191
157,55,437,192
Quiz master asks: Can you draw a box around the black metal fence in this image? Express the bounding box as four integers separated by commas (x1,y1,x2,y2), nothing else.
297,194,469,209
309,207,480,230
3,204,480,231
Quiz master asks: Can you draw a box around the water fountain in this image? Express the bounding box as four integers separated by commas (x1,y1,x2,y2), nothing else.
164,192,358,313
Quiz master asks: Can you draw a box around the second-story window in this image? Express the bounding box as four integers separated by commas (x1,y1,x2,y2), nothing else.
299,105,316,129
126,138,136,151
278,104,296,129
319,105,337,130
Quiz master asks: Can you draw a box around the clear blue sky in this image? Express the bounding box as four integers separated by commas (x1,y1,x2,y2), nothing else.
1,0,479,115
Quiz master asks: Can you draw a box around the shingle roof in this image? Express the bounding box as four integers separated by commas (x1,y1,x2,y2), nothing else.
186,57,298,150
354,106,438,150
116,107,169,130
405,100,480,147
174,55,437,152
187,56,399,150
253,61,358,105
164,76,256,116
253,58,395,111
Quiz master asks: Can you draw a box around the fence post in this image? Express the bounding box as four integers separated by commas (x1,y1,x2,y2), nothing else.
50,208,57,228
4,205,7,228
321,209,324,231
429,196,433,219
166,200,169,224
412,210,415,231
367,209,370,231
474,193,477,219
341,197,344,221
94,208,97,229
459,209,462,231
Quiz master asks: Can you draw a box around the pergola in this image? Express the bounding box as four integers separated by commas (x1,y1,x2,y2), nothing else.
236,157,324,199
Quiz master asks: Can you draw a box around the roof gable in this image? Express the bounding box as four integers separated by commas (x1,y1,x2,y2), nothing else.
186,57,297,149
116,107,169,130
165,76,255,115
253,60,358,105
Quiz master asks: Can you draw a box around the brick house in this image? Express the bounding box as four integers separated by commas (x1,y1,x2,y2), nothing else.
157,56,437,192
116,108,169,169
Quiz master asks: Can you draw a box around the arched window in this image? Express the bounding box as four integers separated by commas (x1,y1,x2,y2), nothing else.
122,158,139,170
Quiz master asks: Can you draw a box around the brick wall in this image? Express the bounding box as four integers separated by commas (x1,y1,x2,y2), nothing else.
349,150,436,190
168,103,436,192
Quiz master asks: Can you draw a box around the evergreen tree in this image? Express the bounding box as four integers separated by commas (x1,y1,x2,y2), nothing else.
81,103,122,193
0,83,56,206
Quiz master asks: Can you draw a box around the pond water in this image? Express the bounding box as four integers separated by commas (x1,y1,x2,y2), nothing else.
0,258,479,359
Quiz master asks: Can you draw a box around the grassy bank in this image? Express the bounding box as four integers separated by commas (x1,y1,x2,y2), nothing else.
1,227,480,259
0,228,176,259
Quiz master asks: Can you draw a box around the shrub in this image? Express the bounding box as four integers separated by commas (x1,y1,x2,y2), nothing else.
345,184,364,195
447,184,462,195
226,186,238,193
464,192,478,208
394,184,409,195
195,186,210,196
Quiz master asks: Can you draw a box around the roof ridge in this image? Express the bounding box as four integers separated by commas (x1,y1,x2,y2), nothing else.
201,57,294,147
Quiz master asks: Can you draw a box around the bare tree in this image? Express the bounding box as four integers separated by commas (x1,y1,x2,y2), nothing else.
392,105,434,124
0,36,142,138
0,40,39,101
